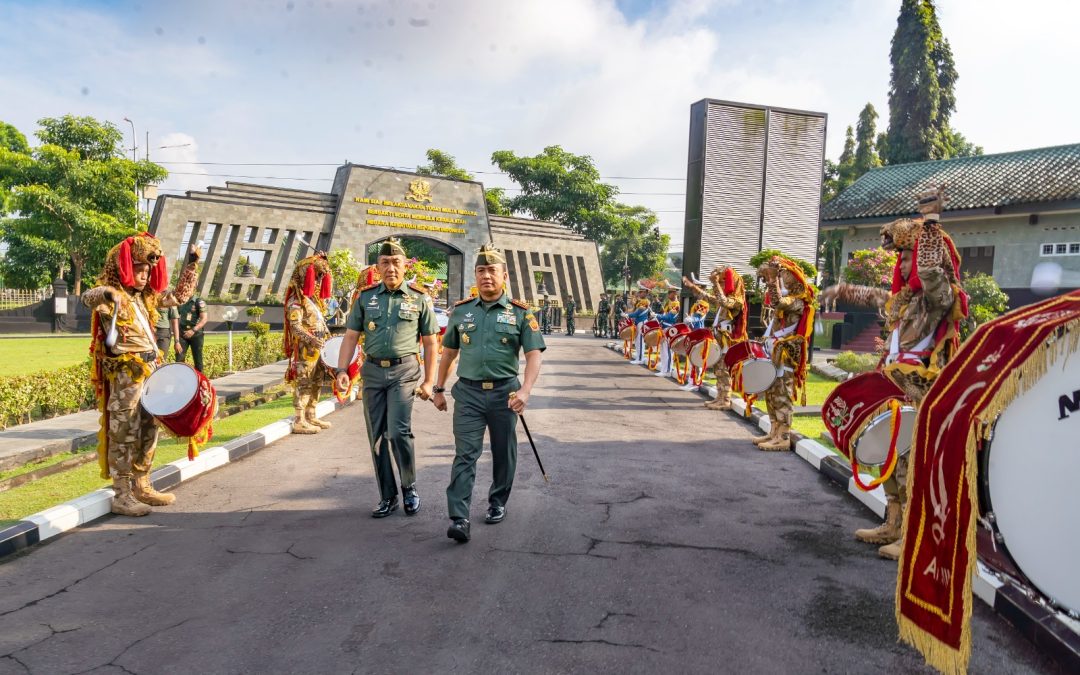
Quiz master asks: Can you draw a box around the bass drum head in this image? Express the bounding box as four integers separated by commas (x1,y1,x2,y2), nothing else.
984,342,1079,614
853,406,917,467
688,338,721,369
141,363,198,416
320,336,359,370
739,359,779,395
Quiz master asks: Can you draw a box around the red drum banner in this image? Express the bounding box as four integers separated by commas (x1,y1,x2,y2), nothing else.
897,290,1080,675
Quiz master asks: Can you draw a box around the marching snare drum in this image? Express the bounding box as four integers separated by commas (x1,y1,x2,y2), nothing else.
618,317,635,341
642,319,664,348
822,371,915,467
665,323,693,355
686,328,721,369
435,308,450,336
977,341,1079,615
140,363,216,439
723,341,778,395
321,336,361,372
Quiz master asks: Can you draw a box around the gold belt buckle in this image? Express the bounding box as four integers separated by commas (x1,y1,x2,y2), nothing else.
482,381,494,390
380,359,391,367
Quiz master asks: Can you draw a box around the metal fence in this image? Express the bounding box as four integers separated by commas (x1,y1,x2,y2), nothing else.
0,287,53,311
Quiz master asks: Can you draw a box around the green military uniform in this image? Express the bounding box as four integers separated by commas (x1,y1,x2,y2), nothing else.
177,296,206,371
565,298,577,335
347,279,439,502
442,291,546,520
154,305,179,355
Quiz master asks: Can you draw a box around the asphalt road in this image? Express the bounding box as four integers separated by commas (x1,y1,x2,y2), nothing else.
0,337,1062,674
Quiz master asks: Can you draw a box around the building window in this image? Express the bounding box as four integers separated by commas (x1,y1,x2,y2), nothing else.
1041,242,1080,256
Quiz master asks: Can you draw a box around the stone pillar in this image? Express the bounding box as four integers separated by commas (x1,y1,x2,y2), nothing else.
52,278,69,333
447,252,464,306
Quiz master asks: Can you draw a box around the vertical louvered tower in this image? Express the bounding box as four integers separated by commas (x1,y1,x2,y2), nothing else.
682,100,827,280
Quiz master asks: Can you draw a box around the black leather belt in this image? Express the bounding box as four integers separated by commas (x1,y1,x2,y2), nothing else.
367,356,412,367
457,376,515,390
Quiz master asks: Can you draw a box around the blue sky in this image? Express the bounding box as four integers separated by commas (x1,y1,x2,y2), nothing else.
2,0,1077,248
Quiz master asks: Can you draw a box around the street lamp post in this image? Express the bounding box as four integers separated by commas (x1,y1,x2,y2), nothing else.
122,117,138,223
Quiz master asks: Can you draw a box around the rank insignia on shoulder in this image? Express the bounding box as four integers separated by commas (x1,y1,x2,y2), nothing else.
408,283,425,294
510,299,529,310
454,297,473,306
361,282,380,292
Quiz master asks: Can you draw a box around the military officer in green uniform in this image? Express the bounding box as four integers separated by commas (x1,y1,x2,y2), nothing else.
335,238,439,518
433,244,545,543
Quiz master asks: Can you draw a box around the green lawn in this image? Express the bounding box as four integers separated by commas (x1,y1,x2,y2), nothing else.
0,334,240,376
752,372,836,411
0,395,298,527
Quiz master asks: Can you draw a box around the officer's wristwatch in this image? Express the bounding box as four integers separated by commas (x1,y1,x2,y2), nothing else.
432,385,446,394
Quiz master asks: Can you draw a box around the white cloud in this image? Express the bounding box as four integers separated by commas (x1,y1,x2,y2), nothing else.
1,0,1076,252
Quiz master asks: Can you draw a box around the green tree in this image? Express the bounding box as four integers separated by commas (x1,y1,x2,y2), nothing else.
853,103,882,175
884,0,961,164
944,128,983,158
490,145,620,242
416,148,509,215
749,248,818,280
328,247,363,294
0,115,167,293
0,122,28,154
599,204,670,289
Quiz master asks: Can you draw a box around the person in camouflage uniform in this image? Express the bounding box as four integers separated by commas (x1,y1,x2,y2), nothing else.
683,266,747,407
83,233,201,517
753,256,816,452
284,253,334,434
822,187,967,559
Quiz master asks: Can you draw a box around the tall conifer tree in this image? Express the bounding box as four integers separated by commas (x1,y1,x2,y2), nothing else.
884,0,958,164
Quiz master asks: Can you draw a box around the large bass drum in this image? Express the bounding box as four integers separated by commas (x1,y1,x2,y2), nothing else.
977,339,1079,615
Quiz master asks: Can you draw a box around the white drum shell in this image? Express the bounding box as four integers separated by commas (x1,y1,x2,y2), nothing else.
985,342,1079,614
321,336,360,370
853,406,917,467
739,359,780,395
141,363,198,416
436,309,450,330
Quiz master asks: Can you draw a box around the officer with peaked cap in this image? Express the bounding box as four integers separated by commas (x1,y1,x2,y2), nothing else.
336,237,439,518
433,244,546,543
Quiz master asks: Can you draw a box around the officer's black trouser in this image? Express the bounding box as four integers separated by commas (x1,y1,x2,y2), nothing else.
362,359,421,501
446,377,519,520
178,332,204,372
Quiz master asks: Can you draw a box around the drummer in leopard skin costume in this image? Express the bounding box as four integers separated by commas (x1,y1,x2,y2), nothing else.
83,233,201,517
754,256,816,452
820,186,967,559
283,253,334,434
682,266,747,409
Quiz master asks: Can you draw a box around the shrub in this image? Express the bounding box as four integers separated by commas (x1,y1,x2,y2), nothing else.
245,305,265,319
247,321,270,338
261,291,282,306
842,248,897,287
963,272,1009,339
0,335,285,429
834,351,879,374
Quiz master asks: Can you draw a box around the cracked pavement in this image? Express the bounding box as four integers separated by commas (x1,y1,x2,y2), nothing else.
0,338,1061,674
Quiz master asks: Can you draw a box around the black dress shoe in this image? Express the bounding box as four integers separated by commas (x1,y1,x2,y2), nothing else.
446,518,470,543
484,504,506,524
372,497,399,518
403,486,421,516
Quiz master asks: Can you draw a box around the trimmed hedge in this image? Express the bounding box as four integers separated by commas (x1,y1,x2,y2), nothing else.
0,335,284,429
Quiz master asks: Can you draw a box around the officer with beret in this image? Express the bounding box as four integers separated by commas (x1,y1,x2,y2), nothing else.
336,237,439,518
433,244,545,543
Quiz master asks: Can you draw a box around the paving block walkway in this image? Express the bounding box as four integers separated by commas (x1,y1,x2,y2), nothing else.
0,361,289,471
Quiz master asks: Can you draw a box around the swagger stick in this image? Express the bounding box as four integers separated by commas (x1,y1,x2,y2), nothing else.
518,413,549,483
